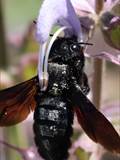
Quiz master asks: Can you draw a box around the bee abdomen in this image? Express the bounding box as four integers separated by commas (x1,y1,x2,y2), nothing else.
33,97,73,160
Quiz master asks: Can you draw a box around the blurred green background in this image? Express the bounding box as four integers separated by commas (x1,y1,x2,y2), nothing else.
3,0,40,33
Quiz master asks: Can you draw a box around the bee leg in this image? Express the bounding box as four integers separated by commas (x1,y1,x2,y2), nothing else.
79,72,90,95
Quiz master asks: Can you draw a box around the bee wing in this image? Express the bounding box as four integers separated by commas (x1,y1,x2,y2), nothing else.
71,87,120,153
0,76,38,126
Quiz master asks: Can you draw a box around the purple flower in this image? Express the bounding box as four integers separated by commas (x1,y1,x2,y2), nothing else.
35,0,120,87
71,0,120,65
36,0,83,43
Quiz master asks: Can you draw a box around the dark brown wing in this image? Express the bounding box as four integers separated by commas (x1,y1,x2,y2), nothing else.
0,76,38,126
71,86,120,153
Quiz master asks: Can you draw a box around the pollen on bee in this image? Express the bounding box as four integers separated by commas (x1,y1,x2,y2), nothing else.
4,112,7,115
0,110,7,120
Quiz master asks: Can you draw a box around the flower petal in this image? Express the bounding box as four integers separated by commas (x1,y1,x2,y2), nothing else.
36,0,83,43
70,0,96,14
85,51,120,65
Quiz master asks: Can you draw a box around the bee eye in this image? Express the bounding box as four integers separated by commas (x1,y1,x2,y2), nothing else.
61,43,69,52
70,44,80,52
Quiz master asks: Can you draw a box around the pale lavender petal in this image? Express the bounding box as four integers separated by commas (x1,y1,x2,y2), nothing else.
70,133,97,154
101,102,120,117
70,0,95,14
104,0,120,11
96,52,120,65
24,147,43,160
36,0,83,43
85,52,120,65
72,0,120,16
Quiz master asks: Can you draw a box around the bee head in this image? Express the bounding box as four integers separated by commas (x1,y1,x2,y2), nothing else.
49,36,85,68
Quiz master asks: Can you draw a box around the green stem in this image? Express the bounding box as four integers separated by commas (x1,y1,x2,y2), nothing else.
95,0,104,14
4,126,28,160
91,1,105,108
92,59,103,108
0,0,8,68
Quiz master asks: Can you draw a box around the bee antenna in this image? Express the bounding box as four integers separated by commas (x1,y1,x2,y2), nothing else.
33,20,37,24
49,34,61,39
78,42,93,46
49,34,54,37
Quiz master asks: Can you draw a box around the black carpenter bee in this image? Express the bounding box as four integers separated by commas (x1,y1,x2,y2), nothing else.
0,36,120,160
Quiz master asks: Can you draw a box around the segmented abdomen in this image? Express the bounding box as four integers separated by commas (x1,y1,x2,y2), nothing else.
33,96,73,160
